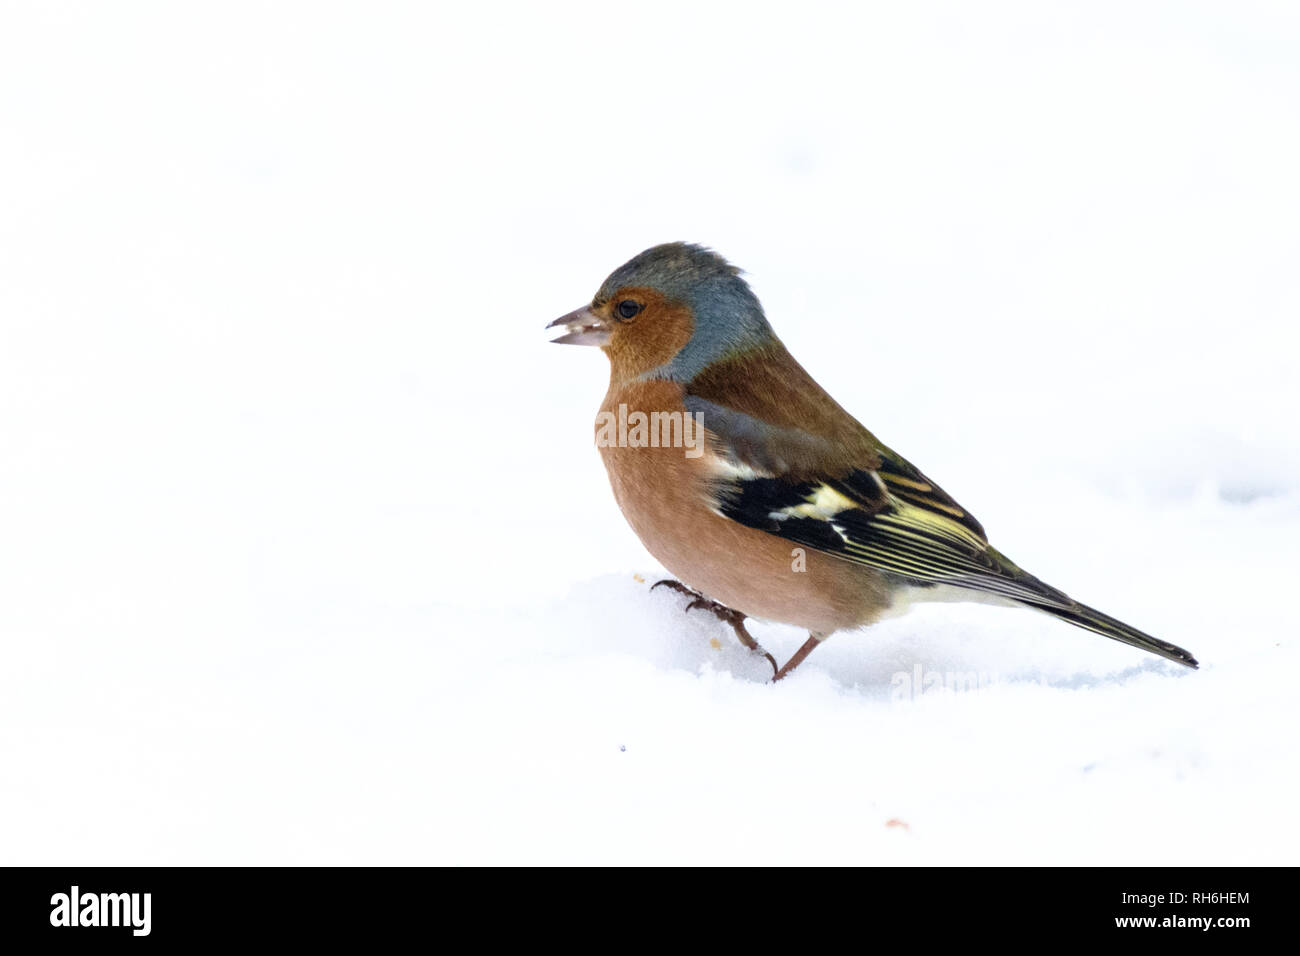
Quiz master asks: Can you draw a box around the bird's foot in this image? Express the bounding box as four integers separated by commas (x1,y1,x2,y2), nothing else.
650,579,779,678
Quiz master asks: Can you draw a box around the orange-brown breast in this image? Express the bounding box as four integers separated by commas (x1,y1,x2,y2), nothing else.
596,377,893,636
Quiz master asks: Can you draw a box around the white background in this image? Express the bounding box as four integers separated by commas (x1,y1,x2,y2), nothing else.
2,1,1297,863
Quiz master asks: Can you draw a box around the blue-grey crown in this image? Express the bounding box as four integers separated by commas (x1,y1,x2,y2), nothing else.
595,242,774,381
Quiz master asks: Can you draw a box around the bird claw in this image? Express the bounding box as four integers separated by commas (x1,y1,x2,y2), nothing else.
650,578,696,598
684,595,738,623
648,578,779,678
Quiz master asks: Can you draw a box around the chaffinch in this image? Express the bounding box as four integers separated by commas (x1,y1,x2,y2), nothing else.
548,242,1198,681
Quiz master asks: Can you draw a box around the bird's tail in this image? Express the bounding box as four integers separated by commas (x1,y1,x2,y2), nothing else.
967,547,1199,668
1014,593,1198,668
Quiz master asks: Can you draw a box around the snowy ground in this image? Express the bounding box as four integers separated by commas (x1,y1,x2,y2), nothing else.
2,3,1298,864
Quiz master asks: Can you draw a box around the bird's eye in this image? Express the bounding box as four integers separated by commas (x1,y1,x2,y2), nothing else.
616,299,642,320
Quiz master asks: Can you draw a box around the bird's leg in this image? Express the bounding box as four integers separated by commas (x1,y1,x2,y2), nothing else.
686,600,780,679
650,579,779,678
772,633,825,682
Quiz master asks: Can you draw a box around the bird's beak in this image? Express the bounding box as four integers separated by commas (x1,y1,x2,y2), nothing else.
546,305,612,347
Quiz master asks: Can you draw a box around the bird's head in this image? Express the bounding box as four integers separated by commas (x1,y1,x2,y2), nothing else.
547,243,775,381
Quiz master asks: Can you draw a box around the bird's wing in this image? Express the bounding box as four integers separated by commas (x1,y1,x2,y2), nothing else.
707,443,1070,606
683,342,1066,606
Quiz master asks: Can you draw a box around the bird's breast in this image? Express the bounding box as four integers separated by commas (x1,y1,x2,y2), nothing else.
593,379,891,635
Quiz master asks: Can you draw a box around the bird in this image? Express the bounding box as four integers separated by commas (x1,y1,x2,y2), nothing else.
547,242,1198,681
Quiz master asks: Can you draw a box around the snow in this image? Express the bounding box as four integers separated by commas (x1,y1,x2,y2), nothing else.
1,2,1297,864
